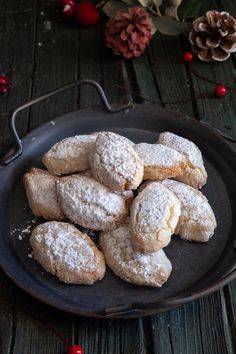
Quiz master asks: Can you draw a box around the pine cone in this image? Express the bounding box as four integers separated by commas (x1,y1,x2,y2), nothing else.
105,6,152,59
189,11,236,62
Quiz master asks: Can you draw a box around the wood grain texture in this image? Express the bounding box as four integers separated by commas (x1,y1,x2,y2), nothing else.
74,318,146,354
10,289,73,354
147,34,196,116
29,0,79,131
151,292,233,354
0,273,15,354
0,1,36,352
0,0,37,157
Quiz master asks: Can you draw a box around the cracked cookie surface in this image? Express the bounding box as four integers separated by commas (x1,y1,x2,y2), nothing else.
130,182,181,253
162,179,217,242
90,132,144,192
42,134,97,175
23,168,65,220
30,221,106,284
135,143,187,180
57,175,128,230
100,219,172,287
157,132,207,189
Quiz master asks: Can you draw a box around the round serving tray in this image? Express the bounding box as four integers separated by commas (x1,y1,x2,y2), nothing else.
1,81,236,319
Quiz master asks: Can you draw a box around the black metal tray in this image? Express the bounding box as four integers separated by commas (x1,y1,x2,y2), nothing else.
1,80,236,319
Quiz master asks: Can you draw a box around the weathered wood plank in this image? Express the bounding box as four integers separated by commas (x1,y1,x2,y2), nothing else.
74,318,146,354
150,291,233,354
147,34,196,116
78,25,103,108
0,0,37,157
131,53,160,104
29,0,79,131
0,0,37,352
6,1,78,352
10,289,73,354
0,273,15,354
79,24,132,109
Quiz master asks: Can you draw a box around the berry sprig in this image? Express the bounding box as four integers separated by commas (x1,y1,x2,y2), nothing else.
182,51,228,98
61,0,100,27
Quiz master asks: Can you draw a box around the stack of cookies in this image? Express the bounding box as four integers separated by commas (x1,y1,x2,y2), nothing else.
23,131,217,287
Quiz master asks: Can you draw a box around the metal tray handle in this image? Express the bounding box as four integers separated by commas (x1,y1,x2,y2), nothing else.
2,79,132,166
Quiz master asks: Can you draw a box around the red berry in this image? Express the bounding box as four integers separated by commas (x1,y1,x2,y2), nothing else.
75,1,100,27
215,84,227,97
183,51,193,63
0,75,10,86
67,345,83,354
61,0,75,19
0,86,9,95
0,75,10,95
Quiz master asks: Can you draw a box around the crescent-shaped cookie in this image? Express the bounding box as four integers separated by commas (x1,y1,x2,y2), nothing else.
157,132,207,189
134,143,187,180
100,219,172,287
23,168,65,220
162,179,217,242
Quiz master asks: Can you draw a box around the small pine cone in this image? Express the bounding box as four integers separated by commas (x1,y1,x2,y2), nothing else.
189,11,236,61
105,6,152,59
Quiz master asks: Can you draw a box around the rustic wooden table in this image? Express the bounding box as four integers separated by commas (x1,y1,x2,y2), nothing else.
1,0,236,353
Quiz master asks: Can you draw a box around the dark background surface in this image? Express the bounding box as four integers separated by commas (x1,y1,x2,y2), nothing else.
1,0,236,353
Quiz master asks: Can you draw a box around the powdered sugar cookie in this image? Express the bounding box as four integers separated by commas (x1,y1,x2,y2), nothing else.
100,219,172,287
135,143,187,180
130,182,181,253
90,132,144,192
157,132,207,189
42,134,97,175
162,179,217,242
23,168,65,220
91,131,134,146
30,221,106,284
79,170,134,208
57,175,128,230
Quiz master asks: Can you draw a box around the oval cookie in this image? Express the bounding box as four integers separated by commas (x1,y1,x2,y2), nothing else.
157,132,207,189
90,132,144,191
30,221,106,284
23,168,65,220
100,219,172,287
42,134,97,175
57,175,128,230
162,179,217,242
130,182,181,253
135,143,187,180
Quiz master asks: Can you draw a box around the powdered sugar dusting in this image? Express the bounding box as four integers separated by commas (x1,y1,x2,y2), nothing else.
162,179,217,241
47,135,96,159
135,143,186,166
100,220,172,286
57,175,127,230
91,132,143,190
132,182,177,234
31,222,100,273
158,132,204,169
